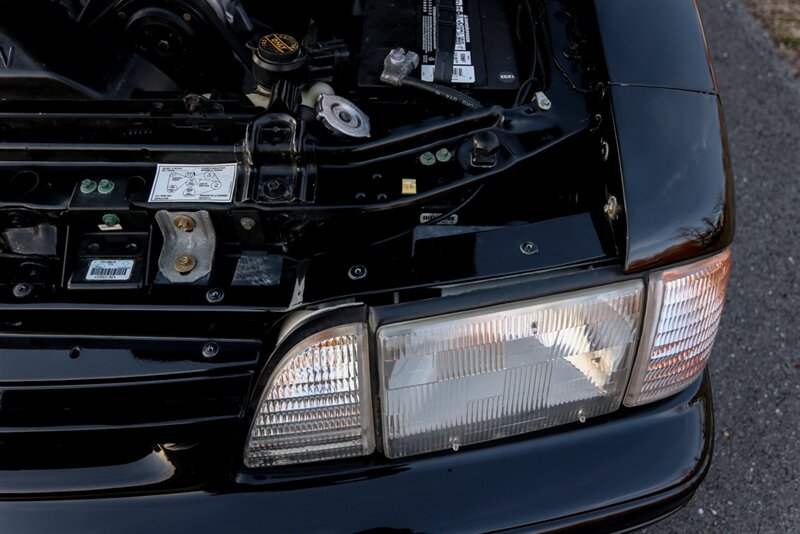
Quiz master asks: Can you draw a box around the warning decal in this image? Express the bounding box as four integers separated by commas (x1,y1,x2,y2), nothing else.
149,163,237,203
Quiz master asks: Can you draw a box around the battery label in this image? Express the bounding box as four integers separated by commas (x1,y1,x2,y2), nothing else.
420,0,475,84
86,259,134,281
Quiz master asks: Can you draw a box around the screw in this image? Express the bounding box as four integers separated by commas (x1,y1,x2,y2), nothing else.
435,148,453,163
202,342,219,358
173,215,196,232
102,213,120,227
578,409,587,424
600,140,610,162
97,179,115,194
348,264,367,280
157,40,170,52
419,151,437,166
240,217,257,231
604,195,620,221
182,13,192,22
174,255,197,273
12,282,33,299
520,241,539,255
126,242,139,254
206,288,225,304
80,179,97,194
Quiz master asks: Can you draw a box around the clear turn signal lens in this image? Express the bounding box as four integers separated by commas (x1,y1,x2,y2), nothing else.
624,249,732,407
377,281,644,458
244,323,374,467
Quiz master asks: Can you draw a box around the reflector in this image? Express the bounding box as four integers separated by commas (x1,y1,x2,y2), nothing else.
377,282,644,458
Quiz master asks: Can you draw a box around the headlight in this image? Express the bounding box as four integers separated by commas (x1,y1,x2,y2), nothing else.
243,323,375,467
624,249,731,407
376,281,644,459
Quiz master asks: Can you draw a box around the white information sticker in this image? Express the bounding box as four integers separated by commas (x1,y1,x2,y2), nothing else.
149,163,237,203
86,259,135,281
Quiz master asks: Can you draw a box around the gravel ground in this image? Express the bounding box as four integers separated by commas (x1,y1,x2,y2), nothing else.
653,0,800,531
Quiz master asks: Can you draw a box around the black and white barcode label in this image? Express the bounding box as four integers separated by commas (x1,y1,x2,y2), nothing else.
421,65,476,83
86,259,134,281
420,212,459,225
420,0,475,84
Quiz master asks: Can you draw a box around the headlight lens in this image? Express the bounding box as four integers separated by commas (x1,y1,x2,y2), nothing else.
243,324,375,467
377,281,644,458
624,249,731,407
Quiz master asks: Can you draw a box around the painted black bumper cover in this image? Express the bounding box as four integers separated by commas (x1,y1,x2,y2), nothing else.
0,373,712,533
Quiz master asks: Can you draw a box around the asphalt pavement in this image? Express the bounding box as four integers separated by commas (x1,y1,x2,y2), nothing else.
652,0,800,532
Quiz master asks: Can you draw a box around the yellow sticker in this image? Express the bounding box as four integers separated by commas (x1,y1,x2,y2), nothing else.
401,179,417,195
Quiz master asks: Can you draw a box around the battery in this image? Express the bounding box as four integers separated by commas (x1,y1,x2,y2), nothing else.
358,0,520,92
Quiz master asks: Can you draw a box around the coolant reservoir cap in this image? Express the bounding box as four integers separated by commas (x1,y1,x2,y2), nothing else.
258,33,301,63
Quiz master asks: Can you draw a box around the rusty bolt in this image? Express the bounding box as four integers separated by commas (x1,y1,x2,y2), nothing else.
173,215,196,232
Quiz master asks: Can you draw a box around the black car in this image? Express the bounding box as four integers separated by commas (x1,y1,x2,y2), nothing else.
0,0,733,531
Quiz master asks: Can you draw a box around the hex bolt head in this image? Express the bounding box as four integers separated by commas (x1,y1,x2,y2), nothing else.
604,195,620,221
102,213,120,227
12,282,33,299
240,217,257,231
348,264,368,280
435,148,453,163
174,255,197,273
419,151,437,166
80,179,97,194
205,288,225,304
173,215,196,232
520,241,539,256
202,342,219,358
97,179,115,194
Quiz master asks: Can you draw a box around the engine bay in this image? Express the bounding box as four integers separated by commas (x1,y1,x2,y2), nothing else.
0,0,621,308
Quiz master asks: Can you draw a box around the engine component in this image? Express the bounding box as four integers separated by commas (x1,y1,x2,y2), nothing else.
252,33,307,89
359,0,520,92
316,95,371,138
155,210,216,284
380,48,420,86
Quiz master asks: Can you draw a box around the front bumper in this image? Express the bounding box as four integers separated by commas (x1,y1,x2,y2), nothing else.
0,372,712,533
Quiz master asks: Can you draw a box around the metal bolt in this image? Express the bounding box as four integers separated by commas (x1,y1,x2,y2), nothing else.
348,264,367,280
520,241,539,256
157,40,170,52
80,179,97,194
97,179,115,194
182,13,192,22
174,255,197,273
578,409,587,424
206,288,225,304
600,139,610,162
102,213,120,227
87,242,101,253
388,48,407,64
126,242,139,254
173,215,196,232
535,91,552,111
202,342,219,358
240,217,257,231
604,195,620,221
12,282,33,299
419,151,437,166
435,148,453,163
